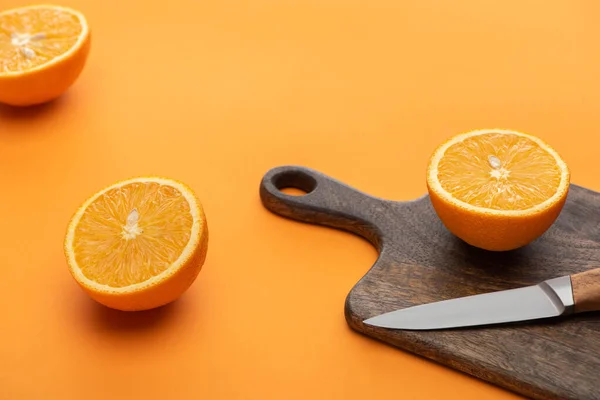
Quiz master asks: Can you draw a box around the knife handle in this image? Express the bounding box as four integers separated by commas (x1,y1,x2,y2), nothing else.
259,165,390,249
571,268,600,313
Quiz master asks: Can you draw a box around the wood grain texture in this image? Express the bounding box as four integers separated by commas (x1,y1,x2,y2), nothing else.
259,165,600,400
572,268,600,313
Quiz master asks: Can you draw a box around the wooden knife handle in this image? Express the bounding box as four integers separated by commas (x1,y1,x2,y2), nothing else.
259,165,390,249
571,268,600,313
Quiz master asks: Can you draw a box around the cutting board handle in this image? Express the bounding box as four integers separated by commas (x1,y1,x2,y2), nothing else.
259,165,390,249
571,268,600,313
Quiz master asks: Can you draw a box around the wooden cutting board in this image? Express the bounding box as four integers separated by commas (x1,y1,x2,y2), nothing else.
259,165,600,400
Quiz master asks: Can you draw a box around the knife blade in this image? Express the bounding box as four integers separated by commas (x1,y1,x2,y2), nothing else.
363,268,600,330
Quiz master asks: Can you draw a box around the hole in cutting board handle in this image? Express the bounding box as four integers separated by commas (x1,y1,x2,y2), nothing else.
280,187,308,196
271,169,317,196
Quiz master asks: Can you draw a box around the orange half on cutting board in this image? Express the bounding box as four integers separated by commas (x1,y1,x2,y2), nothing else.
64,177,209,311
0,4,90,106
426,129,570,251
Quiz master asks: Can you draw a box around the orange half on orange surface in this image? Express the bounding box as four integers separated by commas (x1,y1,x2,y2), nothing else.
0,4,90,106
426,129,570,251
64,177,209,311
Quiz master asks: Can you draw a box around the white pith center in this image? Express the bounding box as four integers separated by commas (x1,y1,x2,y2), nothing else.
10,32,46,59
122,208,143,240
488,155,510,180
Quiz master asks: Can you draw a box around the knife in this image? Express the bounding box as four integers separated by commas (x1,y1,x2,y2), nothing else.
363,268,600,330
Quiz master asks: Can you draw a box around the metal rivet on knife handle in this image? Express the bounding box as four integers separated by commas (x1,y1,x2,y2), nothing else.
571,268,600,313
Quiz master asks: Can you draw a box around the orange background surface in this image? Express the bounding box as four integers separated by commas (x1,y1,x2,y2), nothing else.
1,0,599,399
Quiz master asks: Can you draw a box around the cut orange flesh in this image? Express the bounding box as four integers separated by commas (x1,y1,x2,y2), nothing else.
436,131,564,211
0,7,83,72
426,129,570,251
0,5,90,106
64,177,209,311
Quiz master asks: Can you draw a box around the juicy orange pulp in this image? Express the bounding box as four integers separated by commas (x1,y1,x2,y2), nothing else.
73,182,195,287
0,7,82,72
427,129,570,251
0,5,90,106
436,132,563,211
64,177,208,311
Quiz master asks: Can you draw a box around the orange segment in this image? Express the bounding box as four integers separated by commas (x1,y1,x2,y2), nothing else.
64,177,209,311
426,129,570,251
0,5,90,106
